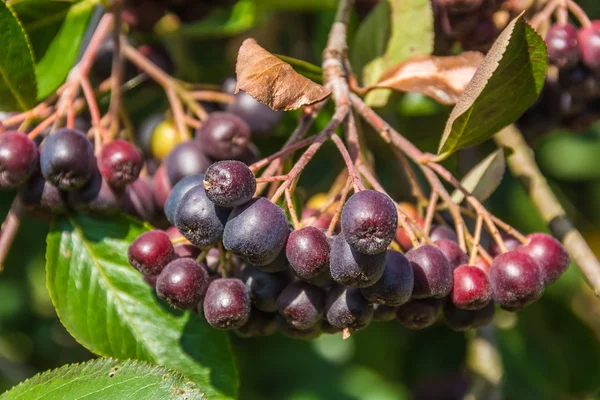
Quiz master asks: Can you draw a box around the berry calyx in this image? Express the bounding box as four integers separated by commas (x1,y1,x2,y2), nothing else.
203,160,256,207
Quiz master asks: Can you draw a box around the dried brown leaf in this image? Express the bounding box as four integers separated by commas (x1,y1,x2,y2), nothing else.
365,52,484,105
235,38,331,111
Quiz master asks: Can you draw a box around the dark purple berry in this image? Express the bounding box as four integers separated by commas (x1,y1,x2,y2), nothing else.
277,316,322,340
372,304,397,322
341,190,398,255
305,268,336,289
519,233,570,286
429,225,457,242
396,298,441,330
277,281,325,330
435,239,468,269
19,174,67,217
223,197,290,266
40,128,95,190
164,141,211,185
242,265,291,312
361,250,414,306
128,230,175,275
152,164,172,209
325,285,373,331
174,184,231,248
488,233,521,257
226,89,282,136
443,299,478,331
0,131,38,189
156,258,208,309
203,160,256,207
98,139,143,187
122,178,156,221
546,24,579,68
256,247,290,273
451,265,492,310
330,234,386,288
286,227,330,279
578,21,600,70
407,244,453,299
143,273,159,288
203,278,251,329
68,169,123,215
235,309,277,338
164,174,204,224
489,250,544,310
195,112,251,160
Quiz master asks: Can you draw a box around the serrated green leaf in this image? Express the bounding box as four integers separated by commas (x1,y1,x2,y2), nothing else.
45,214,237,399
451,149,505,204
351,0,433,107
436,15,547,160
12,0,98,100
0,1,37,111
0,358,205,400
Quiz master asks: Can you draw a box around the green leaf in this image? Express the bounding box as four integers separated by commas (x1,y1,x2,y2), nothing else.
12,0,97,100
351,0,433,107
436,15,547,160
451,149,505,204
0,358,205,400
0,1,37,111
45,214,237,399
275,55,323,83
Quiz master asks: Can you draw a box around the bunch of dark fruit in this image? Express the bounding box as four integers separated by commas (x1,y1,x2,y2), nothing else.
128,158,570,338
519,21,600,136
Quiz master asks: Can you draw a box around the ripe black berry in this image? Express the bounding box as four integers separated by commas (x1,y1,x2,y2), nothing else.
203,278,251,329
203,160,256,207
396,298,441,330
361,250,414,306
546,24,579,69
519,233,570,286
286,227,330,279
372,304,397,322
443,299,495,331
128,230,175,276
277,281,325,330
435,239,468,269
195,112,251,160
226,89,282,136
19,175,67,217
156,258,209,309
0,131,38,189
255,247,290,273
242,265,292,312
325,285,373,331
407,244,453,299
68,169,123,215
235,309,277,338
341,190,397,255
40,128,95,190
451,265,492,310
489,250,544,310
223,197,290,266
174,184,231,248
330,234,386,288
164,174,204,224
164,141,211,185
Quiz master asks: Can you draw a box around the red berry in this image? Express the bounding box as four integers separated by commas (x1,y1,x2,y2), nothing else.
519,233,570,286
489,250,544,310
451,265,492,310
286,227,330,279
157,258,209,310
407,244,453,299
0,131,38,189
546,24,579,68
435,239,468,269
578,21,600,70
98,139,143,188
128,230,175,276
430,225,457,242
488,233,521,257
203,278,251,329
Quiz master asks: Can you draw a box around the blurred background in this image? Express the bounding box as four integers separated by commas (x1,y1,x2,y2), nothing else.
2,0,600,398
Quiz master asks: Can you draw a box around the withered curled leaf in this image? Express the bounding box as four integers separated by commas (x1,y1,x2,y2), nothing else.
235,38,331,111
365,52,484,105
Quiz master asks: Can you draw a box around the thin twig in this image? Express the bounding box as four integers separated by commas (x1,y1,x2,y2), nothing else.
331,134,364,191
108,0,124,138
285,188,301,229
0,198,22,271
327,178,353,236
469,215,484,265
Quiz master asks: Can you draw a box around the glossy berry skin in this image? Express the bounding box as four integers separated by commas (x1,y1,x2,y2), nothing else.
286,227,330,279
223,197,290,266
488,233,521,257
19,175,67,217
68,169,123,215
489,250,544,310
122,178,155,221
546,24,579,69
174,184,231,248
98,139,143,188
372,304,397,322
241,265,291,312
330,234,386,288
519,233,570,286
435,239,468,269
578,21,600,70
407,244,453,299
341,190,398,255
451,265,492,310
429,225,457,242
473,255,491,274
326,286,373,331
396,298,441,330
128,230,175,276
203,278,251,329
164,141,211,185
195,112,251,160
277,281,325,330
156,258,209,310
40,128,95,190
235,309,277,338
361,250,414,306
203,160,256,207
0,131,38,189
226,88,282,136
164,174,204,224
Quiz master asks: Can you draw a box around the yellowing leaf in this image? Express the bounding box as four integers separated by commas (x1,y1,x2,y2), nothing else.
451,148,505,204
235,38,331,111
